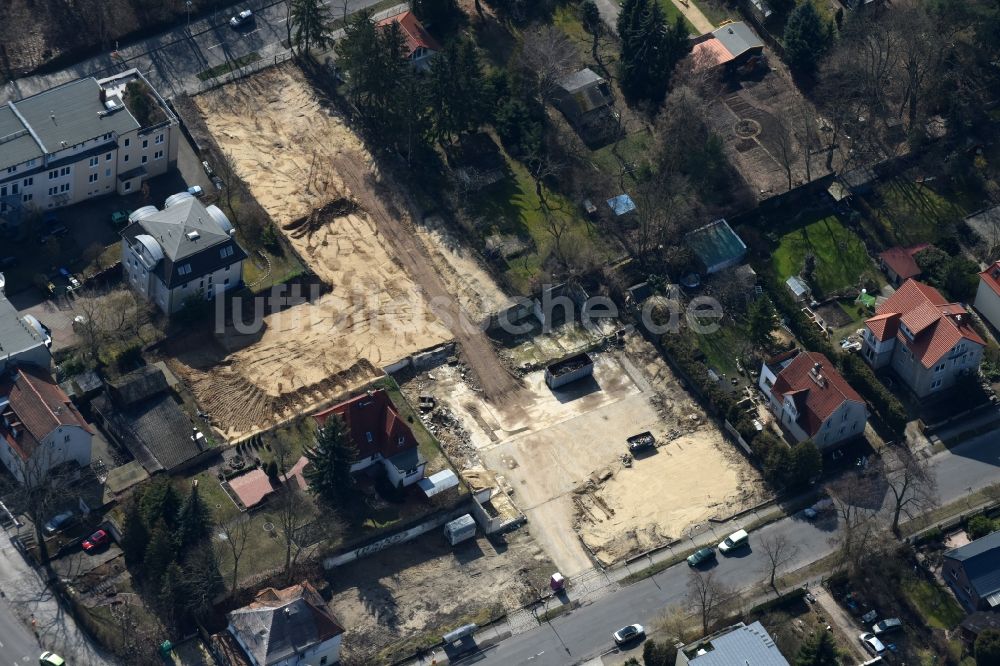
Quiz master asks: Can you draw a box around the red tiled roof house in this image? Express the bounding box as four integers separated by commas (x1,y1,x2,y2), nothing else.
314,388,426,488
974,260,1000,333
759,351,867,448
0,365,92,484
862,279,984,397
878,244,930,286
376,11,441,72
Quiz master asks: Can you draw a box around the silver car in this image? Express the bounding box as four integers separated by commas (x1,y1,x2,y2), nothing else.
229,9,253,27
859,632,886,655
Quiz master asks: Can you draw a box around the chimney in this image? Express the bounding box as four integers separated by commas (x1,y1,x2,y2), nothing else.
100,88,107,103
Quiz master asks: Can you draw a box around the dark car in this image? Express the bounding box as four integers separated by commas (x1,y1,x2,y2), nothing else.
43,511,75,535
82,529,110,552
687,547,716,567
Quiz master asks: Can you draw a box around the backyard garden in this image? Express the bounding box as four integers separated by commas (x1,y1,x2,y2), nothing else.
772,212,876,299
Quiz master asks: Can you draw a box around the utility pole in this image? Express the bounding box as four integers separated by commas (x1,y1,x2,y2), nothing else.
187,1,193,30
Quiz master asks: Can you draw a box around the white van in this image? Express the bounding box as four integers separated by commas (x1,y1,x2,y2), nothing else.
718,529,749,554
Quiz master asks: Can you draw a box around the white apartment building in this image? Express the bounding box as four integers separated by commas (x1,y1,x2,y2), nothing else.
0,69,178,229
121,193,246,315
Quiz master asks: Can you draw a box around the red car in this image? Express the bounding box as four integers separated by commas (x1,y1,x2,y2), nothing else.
82,529,110,552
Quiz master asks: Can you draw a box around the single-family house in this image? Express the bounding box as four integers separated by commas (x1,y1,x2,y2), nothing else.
0,365,92,484
675,621,789,666
376,11,441,71
943,531,1000,612
686,219,748,275
862,279,984,398
974,260,1000,332
759,350,867,449
878,244,930,286
121,193,246,315
314,388,426,487
690,22,766,74
91,365,212,474
552,69,617,142
225,581,344,666
0,292,51,372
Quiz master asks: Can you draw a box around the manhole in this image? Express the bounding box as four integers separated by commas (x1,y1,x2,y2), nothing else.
263,522,274,532
734,118,761,139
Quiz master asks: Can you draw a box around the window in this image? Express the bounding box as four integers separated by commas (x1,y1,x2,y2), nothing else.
934,363,945,373
154,150,164,160
88,173,98,183
105,168,111,178
224,278,230,285
124,154,129,163
366,432,374,443
0,203,5,214
321,658,328,666
141,155,148,165
142,139,148,149
155,133,164,144
59,183,69,192
48,169,58,180
123,138,130,148
26,159,35,167
177,264,192,276
105,153,112,161
22,177,32,186
0,186,5,196
102,132,112,141
89,156,99,167
21,193,31,202
64,435,70,443
220,246,234,259
6,165,16,174
124,181,131,192
10,184,17,195
48,186,57,195
60,166,70,176
931,379,942,390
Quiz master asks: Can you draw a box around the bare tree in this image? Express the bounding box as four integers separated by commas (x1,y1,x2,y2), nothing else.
217,513,252,593
272,487,309,581
828,472,886,572
759,533,799,593
884,450,937,537
773,116,796,192
9,443,77,566
515,25,577,104
686,570,733,636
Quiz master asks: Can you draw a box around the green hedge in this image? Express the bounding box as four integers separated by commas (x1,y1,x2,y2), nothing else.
750,587,807,615
837,354,907,434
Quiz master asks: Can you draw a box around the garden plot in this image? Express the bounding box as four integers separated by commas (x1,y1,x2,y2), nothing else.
405,332,767,574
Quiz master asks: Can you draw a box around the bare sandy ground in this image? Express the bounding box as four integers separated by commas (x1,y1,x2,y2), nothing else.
178,66,454,438
328,529,552,664
407,332,768,573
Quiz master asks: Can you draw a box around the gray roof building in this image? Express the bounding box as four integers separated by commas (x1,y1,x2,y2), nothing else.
944,531,1000,610
712,22,764,60
0,78,140,172
676,622,789,666
0,293,51,372
552,68,617,143
686,219,748,274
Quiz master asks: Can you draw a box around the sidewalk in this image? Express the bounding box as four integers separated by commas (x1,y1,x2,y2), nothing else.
0,531,112,665
670,0,715,34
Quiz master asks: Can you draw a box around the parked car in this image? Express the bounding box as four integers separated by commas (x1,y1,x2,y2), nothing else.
81,529,111,552
229,9,253,27
872,618,903,636
859,633,886,656
718,529,749,554
187,185,204,197
202,160,214,177
39,652,65,666
687,547,716,567
612,624,645,645
43,511,75,535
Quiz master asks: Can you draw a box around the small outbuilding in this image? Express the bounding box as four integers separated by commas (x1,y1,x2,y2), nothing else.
686,219,747,275
553,69,617,142
544,352,595,389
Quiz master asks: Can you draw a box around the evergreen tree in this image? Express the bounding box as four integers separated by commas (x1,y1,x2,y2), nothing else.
412,0,458,26
768,0,795,15
305,414,358,507
180,546,225,621
789,440,823,490
143,521,178,589
120,499,149,566
977,629,1000,665
158,561,183,628
795,630,840,666
290,0,332,54
177,485,213,551
642,639,678,666
140,478,181,529
783,2,830,77
618,0,689,107
748,296,778,349
431,39,488,140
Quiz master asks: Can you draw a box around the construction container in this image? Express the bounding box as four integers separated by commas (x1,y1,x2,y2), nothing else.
444,514,477,546
544,352,595,389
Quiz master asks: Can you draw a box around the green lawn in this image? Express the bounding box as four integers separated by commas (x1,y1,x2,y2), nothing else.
866,177,972,246
469,154,612,294
590,131,653,187
696,319,750,377
901,576,965,630
772,215,872,298
656,0,698,33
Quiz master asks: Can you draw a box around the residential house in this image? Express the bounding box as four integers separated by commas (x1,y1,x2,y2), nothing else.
878,244,930,286
759,350,867,449
0,69,178,229
686,219,748,275
121,193,246,315
675,621,789,666
974,260,1000,332
552,69,617,142
225,581,344,666
690,22,766,74
92,365,213,474
0,292,51,372
0,365,92,484
943,531,1000,612
314,388,426,488
861,279,984,398
376,11,441,71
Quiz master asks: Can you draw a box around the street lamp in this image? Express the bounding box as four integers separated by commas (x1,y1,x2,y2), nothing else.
186,0,193,30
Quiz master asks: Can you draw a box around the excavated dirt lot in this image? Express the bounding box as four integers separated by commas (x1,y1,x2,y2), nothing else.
178,65,516,438
329,528,552,664
405,331,768,574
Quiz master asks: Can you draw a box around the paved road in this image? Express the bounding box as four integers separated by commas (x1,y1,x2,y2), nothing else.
0,0,392,104
463,430,1000,666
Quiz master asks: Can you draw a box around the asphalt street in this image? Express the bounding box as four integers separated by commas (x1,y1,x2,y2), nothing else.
0,0,395,104
466,429,1000,666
